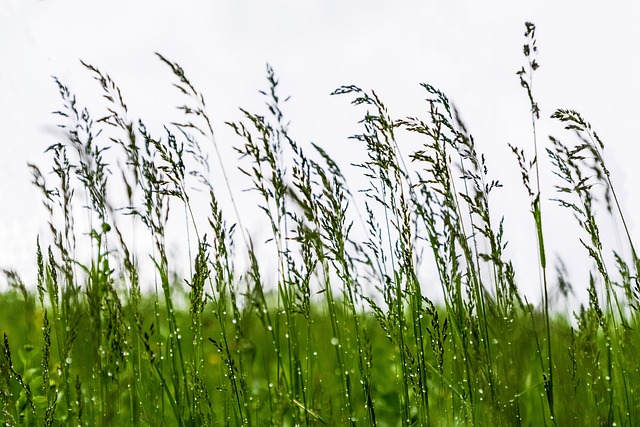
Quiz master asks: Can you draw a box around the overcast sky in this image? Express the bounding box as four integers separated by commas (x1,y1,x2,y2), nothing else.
1,1,639,304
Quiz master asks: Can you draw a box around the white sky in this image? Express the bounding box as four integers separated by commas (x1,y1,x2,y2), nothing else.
1,1,639,307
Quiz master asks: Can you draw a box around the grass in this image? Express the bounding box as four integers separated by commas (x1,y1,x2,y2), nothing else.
1,22,640,426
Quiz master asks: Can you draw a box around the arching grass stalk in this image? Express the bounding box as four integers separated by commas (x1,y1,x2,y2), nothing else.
312,145,378,426
208,191,248,426
30,149,80,423
333,85,434,425
546,125,633,425
290,136,378,425
450,107,525,422
401,86,500,422
79,61,148,425
229,65,320,425
550,109,638,316
551,111,638,265
288,139,365,425
514,21,555,423
37,77,118,422
547,111,637,426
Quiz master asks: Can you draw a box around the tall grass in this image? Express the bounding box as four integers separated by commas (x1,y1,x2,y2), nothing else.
1,22,640,426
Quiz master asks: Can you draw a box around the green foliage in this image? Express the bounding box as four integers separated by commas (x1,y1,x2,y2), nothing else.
2,22,640,426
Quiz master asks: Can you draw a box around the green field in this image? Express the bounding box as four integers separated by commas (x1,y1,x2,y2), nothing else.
1,23,639,426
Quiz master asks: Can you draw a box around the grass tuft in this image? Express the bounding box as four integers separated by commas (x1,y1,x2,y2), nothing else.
1,22,640,426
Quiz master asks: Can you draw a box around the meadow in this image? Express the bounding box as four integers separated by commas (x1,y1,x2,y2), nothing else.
1,22,639,426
